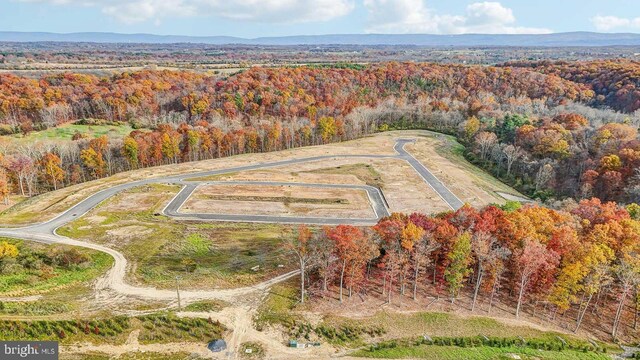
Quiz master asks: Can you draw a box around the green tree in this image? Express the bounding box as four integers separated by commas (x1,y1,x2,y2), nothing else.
496,114,529,142
445,232,472,303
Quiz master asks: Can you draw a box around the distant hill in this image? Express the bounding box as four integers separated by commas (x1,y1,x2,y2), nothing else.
2,31,640,46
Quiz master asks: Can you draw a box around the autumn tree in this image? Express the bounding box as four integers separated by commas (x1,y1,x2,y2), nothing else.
39,152,64,190
0,241,18,272
574,244,614,332
0,171,9,205
444,232,472,303
123,136,139,169
513,239,560,318
327,225,364,303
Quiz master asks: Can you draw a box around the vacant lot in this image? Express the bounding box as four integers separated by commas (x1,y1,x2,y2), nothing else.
0,132,400,226
181,183,375,219
186,156,451,215
406,133,525,206
0,131,521,225
57,184,296,290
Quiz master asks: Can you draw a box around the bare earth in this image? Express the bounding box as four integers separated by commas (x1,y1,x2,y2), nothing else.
181,183,376,219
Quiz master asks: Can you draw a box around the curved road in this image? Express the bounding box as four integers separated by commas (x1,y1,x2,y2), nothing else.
0,138,462,302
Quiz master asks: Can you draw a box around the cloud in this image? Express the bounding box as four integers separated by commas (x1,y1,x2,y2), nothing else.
363,0,551,34
591,15,640,32
20,0,355,24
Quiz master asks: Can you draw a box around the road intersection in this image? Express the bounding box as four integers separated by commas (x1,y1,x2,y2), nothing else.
0,138,462,301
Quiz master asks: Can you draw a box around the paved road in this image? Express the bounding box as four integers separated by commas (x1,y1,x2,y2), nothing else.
164,180,390,225
394,139,465,210
0,138,462,301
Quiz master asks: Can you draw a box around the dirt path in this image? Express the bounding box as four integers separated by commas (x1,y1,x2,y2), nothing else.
0,137,468,358
0,138,463,306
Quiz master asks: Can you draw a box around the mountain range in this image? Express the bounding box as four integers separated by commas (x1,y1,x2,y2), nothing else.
2,31,640,46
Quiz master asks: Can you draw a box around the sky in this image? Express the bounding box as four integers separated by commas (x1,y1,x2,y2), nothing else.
1,0,640,38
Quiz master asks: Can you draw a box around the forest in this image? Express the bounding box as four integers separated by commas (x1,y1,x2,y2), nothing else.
0,61,639,205
287,199,640,341
0,58,639,343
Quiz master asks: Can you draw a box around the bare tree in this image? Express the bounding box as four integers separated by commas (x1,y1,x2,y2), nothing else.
535,163,555,192
412,234,439,300
502,144,525,177
474,131,498,162
612,257,640,340
285,225,315,303
471,231,510,312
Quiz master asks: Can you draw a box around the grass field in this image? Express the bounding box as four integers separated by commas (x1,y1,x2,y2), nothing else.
353,344,611,359
57,184,296,289
0,238,113,297
183,299,228,312
306,163,384,189
5,123,134,143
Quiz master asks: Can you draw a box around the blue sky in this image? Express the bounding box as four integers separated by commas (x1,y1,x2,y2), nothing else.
1,0,640,37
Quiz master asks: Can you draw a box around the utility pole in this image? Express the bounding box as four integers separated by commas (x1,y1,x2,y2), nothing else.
175,276,182,311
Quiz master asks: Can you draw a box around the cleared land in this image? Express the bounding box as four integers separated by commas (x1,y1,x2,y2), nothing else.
0,131,617,359
0,131,520,226
180,183,375,219
406,133,522,206
0,132,399,226
57,184,296,290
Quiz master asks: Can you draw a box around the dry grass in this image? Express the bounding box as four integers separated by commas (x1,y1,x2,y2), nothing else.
404,132,525,207
181,184,375,219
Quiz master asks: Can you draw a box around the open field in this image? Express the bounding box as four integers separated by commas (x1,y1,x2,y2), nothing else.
2,123,135,143
0,237,112,298
56,184,296,290
180,183,375,219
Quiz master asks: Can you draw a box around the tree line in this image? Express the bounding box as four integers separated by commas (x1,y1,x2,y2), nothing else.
287,199,640,341
0,62,638,205
506,59,640,113
0,62,591,134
